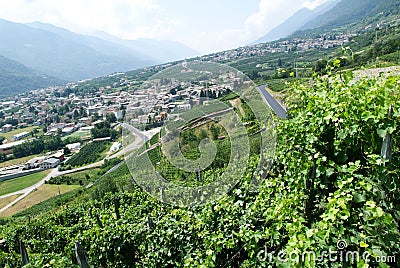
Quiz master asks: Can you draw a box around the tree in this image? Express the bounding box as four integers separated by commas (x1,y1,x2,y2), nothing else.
277,58,283,67
5,118,18,126
106,113,117,123
93,112,100,122
73,109,79,119
63,146,71,155
313,59,328,75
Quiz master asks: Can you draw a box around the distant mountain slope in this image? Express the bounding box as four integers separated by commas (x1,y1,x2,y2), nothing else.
27,22,158,63
252,0,340,44
0,19,154,81
0,55,63,97
91,31,199,63
27,22,198,63
252,8,313,44
299,0,400,31
300,0,379,30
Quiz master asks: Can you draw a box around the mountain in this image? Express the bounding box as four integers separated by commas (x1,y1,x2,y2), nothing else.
26,22,158,63
91,31,199,63
252,0,340,44
0,18,154,81
298,0,400,32
27,22,198,64
0,19,199,84
0,55,63,97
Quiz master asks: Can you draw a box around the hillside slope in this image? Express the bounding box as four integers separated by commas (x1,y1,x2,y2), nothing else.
0,55,63,97
252,0,340,44
0,19,154,81
299,0,400,33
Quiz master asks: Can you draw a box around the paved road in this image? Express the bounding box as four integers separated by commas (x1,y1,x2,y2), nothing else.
257,84,287,119
121,123,150,142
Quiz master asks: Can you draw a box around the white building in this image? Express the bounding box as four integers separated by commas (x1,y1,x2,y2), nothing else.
40,158,60,169
66,142,81,151
10,131,30,141
110,142,122,152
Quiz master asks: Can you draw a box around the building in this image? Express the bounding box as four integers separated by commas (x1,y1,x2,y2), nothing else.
24,156,46,169
62,127,75,135
110,142,122,152
10,131,30,141
0,124,13,133
66,142,81,151
0,140,26,155
49,151,65,161
40,158,60,169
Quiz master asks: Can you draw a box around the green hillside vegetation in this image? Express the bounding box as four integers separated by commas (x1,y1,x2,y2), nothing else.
296,0,400,36
0,69,398,266
65,141,110,168
0,55,62,97
228,23,400,86
301,0,381,30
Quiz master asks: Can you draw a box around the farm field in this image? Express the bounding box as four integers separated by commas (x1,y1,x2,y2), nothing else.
0,184,80,217
0,169,51,196
0,126,43,141
0,194,21,209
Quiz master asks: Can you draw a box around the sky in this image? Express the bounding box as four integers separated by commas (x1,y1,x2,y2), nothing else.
0,0,330,54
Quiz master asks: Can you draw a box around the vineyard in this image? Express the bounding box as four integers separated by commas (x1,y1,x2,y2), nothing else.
65,141,110,167
0,72,399,267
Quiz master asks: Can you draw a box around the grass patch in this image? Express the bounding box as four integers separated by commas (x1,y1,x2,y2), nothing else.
267,79,290,92
0,184,80,217
47,168,101,186
0,126,43,141
0,154,42,168
62,130,91,141
12,187,87,218
66,141,110,167
0,169,51,196
0,194,21,209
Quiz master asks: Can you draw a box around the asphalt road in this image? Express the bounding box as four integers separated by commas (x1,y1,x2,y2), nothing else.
257,84,287,119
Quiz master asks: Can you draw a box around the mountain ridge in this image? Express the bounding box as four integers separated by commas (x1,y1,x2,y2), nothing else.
291,0,400,37
0,19,198,84
251,0,340,44
0,55,63,97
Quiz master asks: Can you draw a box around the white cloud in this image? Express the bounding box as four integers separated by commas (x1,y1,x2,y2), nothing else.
303,0,331,10
0,0,174,39
0,0,332,53
243,0,330,42
245,0,303,31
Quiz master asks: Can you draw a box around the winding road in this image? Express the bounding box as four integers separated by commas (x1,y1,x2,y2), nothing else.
257,84,287,119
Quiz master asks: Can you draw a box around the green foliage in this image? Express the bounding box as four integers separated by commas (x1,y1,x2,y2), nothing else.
65,141,109,167
0,73,399,267
0,55,63,97
90,120,119,140
47,169,96,186
12,136,64,158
